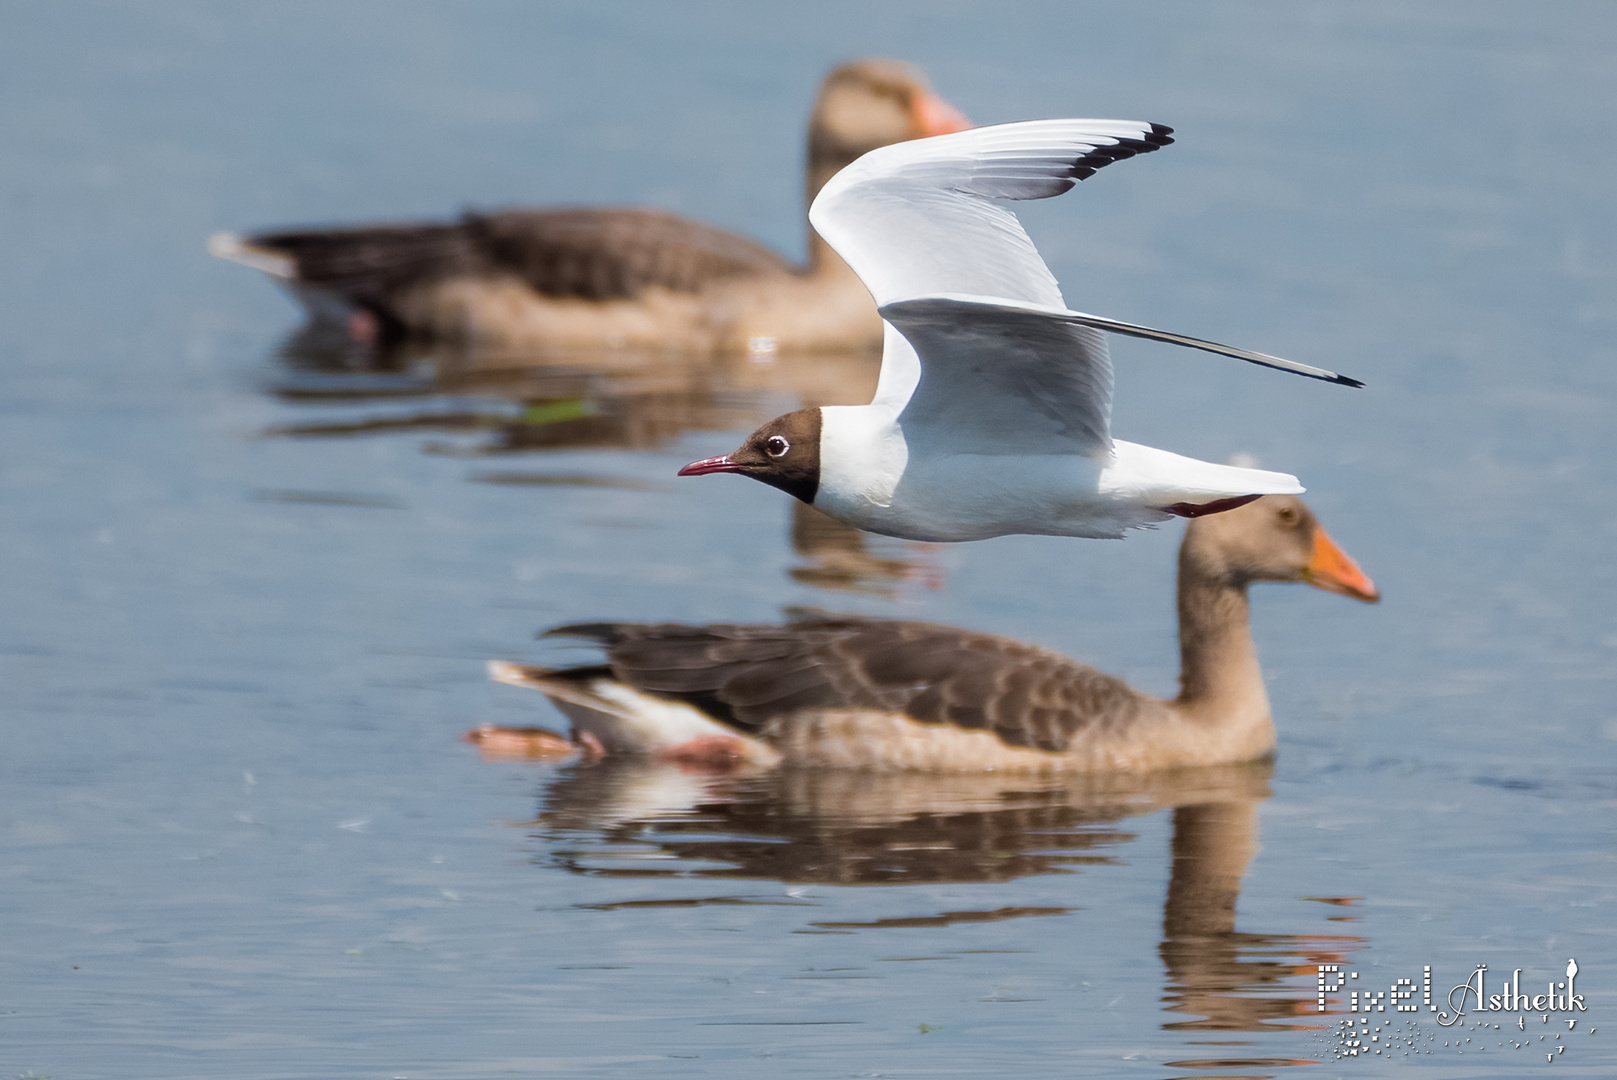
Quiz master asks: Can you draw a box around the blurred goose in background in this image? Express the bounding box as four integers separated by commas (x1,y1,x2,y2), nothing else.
478,495,1378,772
210,59,969,354
680,119,1362,541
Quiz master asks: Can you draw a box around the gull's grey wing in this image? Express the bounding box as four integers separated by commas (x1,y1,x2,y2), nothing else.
888,293,1362,416
879,296,1113,456
1059,309,1362,387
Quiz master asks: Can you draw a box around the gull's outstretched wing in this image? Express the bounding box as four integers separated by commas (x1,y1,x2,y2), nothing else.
880,292,1360,460
890,293,1360,407
809,118,1173,312
816,120,1363,403
879,296,1114,457
1057,309,1362,386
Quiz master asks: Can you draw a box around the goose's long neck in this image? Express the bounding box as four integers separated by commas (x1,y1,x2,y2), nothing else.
805,228,857,280
804,156,861,281
1172,560,1273,744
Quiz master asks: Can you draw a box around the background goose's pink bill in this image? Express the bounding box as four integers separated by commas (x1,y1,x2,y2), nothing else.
678,455,741,476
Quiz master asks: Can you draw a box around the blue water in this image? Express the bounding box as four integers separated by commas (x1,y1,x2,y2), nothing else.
2,2,1613,1077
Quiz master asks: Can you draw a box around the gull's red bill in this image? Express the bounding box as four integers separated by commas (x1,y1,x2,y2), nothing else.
678,455,741,477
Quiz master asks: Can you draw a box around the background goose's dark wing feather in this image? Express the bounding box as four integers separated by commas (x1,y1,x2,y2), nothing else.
548,619,1141,753
245,222,485,311
469,209,794,298
246,207,794,310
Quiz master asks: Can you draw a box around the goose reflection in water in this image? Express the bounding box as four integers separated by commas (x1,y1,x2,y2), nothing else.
505,758,1360,1043
262,334,940,596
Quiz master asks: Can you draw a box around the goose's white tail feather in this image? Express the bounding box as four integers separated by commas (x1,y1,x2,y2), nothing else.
207,232,296,278
486,660,777,762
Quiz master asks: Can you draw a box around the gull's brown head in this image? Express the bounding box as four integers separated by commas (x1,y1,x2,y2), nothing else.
678,408,822,506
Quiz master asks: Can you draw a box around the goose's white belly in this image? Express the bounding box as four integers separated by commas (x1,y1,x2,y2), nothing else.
815,407,1302,542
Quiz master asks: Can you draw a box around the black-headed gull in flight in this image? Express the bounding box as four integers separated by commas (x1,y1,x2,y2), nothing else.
679,119,1360,541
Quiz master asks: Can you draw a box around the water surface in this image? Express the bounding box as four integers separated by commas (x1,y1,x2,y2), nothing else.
1,3,1613,1077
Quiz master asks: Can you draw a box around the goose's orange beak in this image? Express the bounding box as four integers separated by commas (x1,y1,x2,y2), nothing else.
913,90,972,137
1302,528,1380,603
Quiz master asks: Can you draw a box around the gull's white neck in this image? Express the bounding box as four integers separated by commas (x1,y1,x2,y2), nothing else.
817,403,909,523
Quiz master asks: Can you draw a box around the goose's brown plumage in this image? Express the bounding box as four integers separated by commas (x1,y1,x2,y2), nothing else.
252,209,794,312
483,495,1379,772
547,618,1142,754
213,59,970,353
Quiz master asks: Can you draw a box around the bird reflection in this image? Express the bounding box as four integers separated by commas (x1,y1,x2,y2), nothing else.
789,502,942,596
1158,799,1360,1037
261,333,939,595
264,336,774,452
513,757,1360,1042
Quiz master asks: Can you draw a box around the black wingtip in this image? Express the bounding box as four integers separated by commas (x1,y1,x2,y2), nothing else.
1071,127,1176,180
1332,374,1366,389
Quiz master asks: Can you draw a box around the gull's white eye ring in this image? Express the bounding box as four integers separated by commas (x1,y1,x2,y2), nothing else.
765,435,790,458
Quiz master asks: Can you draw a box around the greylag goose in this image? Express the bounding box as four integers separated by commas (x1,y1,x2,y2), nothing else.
678,119,1361,540
481,495,1378,772
209,59,969,354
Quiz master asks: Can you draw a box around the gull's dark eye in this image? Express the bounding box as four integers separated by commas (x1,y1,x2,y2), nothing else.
765,435,790,458
1276,505,1298,525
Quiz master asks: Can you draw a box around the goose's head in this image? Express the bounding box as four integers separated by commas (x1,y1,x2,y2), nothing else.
806,59,971,200
677,408,822,506
1182,494,1380,602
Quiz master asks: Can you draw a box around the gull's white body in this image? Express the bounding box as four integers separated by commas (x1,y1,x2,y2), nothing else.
817,407,1302,543
779,119,1350,541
